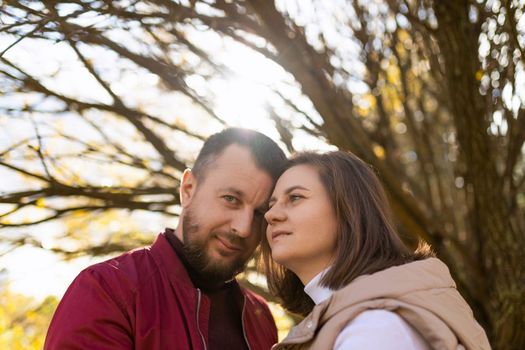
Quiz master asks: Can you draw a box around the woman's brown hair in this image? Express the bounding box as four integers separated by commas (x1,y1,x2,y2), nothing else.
260,151,432,316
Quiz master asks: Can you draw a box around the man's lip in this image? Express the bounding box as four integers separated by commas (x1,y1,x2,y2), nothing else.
271,230,291,240
215,236,242,251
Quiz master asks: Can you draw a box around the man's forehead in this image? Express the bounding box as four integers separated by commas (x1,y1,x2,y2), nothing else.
204,164,271,183
211,149,271,180
213,144,257,166
196,144,274,192
214,175,272,194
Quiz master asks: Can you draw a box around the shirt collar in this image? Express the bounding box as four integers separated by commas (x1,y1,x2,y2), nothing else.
303,266,334,305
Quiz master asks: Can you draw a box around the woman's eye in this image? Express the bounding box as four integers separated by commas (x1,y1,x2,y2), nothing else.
289,194,303,202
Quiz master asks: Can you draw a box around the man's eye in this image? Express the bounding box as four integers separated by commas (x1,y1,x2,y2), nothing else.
223,195,238,204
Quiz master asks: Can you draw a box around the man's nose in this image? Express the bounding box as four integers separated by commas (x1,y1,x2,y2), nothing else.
231,210,254,237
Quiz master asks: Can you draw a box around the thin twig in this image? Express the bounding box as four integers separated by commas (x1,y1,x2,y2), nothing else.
0,20,50,57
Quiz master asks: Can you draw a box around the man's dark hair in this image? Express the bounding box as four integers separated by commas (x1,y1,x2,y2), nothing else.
192,127,287,182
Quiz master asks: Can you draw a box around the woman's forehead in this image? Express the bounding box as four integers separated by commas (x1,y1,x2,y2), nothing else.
274,165,321,190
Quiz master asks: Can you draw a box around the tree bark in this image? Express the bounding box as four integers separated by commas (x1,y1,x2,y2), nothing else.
433,2,525,348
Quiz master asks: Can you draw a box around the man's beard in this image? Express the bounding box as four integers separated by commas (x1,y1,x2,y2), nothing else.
182,208,249,284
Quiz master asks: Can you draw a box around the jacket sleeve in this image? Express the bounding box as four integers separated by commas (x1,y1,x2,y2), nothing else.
44,267,134,350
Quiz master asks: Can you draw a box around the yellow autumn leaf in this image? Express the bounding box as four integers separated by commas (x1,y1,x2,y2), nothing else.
475,70,484,81
373,144,386,159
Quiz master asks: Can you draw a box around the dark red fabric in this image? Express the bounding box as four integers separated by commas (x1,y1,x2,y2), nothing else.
206,285,249,350
44,231,278,350
165,229,249,350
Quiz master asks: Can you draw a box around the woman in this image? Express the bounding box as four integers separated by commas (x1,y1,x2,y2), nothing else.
262,151,490,350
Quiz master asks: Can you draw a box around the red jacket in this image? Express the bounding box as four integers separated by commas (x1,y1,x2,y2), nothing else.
44,233,278,349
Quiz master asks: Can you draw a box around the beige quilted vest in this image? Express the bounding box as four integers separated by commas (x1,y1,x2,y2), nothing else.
273,258,491,350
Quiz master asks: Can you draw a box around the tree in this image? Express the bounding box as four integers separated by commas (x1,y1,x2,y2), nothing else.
0,281,58,349
1,1,523,348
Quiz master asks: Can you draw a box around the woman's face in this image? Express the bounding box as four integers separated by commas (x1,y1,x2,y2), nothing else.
265,164,338,284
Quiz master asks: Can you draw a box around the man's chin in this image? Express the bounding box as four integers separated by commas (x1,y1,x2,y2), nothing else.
202,255,243,281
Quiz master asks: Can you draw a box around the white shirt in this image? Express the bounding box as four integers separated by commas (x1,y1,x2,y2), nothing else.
304,270,431,350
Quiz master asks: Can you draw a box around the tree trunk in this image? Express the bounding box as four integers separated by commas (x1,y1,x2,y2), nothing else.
433,2,525,348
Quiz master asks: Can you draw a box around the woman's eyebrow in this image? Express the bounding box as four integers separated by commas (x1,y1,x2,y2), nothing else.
269,185,309,203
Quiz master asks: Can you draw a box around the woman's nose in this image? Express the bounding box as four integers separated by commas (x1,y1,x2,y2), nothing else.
265,204,285,224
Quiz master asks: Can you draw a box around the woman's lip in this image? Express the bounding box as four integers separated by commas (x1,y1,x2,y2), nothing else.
271,230,291,240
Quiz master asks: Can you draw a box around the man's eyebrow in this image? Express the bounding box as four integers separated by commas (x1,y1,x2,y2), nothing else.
269,185,309,204
219,187,245,198
220,187,268,213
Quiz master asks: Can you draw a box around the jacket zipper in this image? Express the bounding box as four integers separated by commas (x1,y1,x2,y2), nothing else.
241,297,252,350
196,289,208,350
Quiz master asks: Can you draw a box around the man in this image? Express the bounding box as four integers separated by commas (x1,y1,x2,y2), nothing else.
45,128,287,349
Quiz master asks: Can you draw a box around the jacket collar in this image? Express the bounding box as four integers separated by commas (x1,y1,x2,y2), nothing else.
323,258,455,320
149,230,196,290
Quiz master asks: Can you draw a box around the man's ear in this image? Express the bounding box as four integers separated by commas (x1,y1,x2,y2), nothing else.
180,169,197,208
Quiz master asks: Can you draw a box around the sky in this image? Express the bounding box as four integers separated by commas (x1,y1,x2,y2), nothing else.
0,24,335,301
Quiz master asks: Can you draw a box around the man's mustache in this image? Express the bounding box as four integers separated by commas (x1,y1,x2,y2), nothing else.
213,231,245,249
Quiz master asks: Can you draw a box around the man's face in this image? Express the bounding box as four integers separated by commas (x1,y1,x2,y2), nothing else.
179,144,274,283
